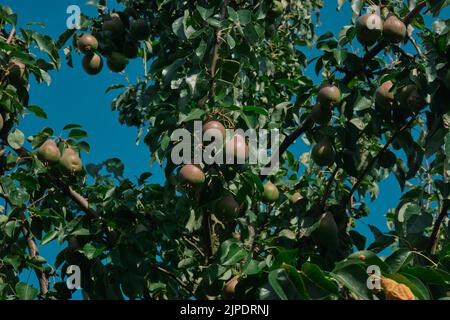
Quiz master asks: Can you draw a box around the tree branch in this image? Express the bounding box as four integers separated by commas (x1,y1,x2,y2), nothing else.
347,116,417,203
209,0,229,98
6,27,15,44
150,262,196,298
7,143,96,218
427,202,449,255
0,192,49,296
260,1,427,181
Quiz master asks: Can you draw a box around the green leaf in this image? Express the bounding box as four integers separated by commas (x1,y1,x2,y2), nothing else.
301,262,339,295
68,129,88,140
266,268,304,300
332,264,372,300
15,283,38,300
27,105,47,119
82,243,105,260
41,230,58,245
7,129,25,149
385,249,413,274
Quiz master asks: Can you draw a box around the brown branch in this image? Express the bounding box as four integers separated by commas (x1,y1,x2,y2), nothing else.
260,116,312,179
209,0,229,98
347,116,417,202
0,192,49,296
427,203,449,255
342,1,426,85
260,2,427,181
407,34,423,58
150,262,196,298
6,27,15,44
7,144,96,218
319,167,339,209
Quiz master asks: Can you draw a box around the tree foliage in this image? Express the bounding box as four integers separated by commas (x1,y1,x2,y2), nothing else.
0,0,450,300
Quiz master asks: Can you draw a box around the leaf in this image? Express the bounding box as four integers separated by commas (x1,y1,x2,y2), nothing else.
389,273,430,300
27,105,47,119
82,243,105,260
62,124,82,131
332,264,372,300
237,10,252,26
104,158,124,177
385,249,413,274
15,283,38,300
301,262,339,294
179,108,205,123
68,129,88,140
266,268,304,300
41,229,58,245
7,129,25,149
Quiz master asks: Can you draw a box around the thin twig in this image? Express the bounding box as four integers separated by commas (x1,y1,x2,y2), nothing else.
6,27,15,44
347,116,417,203
0,192,49,296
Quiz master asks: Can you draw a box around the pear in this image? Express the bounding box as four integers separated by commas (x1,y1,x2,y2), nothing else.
383,15,406,43
77,34,98,54
179,164,205,185
59,147,83,173
215,194,240,220
263,181,279,203
224,275,239,296
38,140,61,163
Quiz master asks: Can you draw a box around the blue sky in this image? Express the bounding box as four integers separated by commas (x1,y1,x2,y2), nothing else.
4,0,434,297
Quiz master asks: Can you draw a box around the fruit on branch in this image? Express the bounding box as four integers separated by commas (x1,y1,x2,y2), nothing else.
107,52,128,73
179,164,205,185
203,120,226,141
378,150,396,168
59,147,83,173
215,194,240,220
375,80,394,109
310,104,332,126
312,140,335,167
263,181,279,203
122,40,139,59
38,140,61,163
224,275,239,296
82,54,103,75
381,277,415,300
290,192,302,204
130,19,151,41
225,134,248,162
77,34,98,54
8,59,26,86
397,84,425,110
383,15,406,43
312,212,338,249
0,114,3,131
102,13,125,38
356,13,383,46
317,84,341,106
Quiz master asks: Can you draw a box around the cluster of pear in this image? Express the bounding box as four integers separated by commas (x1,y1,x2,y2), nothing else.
310,84,341,167
78,9,150,75
178,120,251,220
37,140,83,174
356,12,407,47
